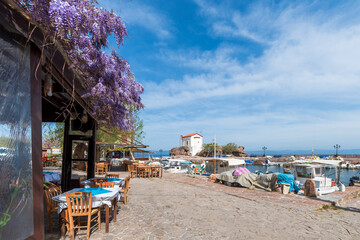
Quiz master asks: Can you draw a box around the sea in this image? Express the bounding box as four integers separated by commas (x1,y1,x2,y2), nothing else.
140,149,360,158
136,149,360,186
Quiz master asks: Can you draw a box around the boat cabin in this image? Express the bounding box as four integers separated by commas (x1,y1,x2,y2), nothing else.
293,164,335,189
205,158,245,173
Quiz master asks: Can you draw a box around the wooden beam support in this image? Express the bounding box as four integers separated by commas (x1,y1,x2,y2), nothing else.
61,117,72,192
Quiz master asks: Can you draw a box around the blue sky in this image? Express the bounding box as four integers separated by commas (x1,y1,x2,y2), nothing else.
99,0,360,151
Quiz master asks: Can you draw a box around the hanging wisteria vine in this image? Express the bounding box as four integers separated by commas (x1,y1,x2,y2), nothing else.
17,0,144,130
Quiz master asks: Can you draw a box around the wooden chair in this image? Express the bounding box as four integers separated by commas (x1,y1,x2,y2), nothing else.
119,177,130,205
154,166,162,178
106,173,120,179
65,192,101,240
143,167,151,178
94,182,115,188
43,182,62,233
95,163,106,175
104,162,111,173
150,166,157,178
136,166,144,178
79,176,87,188
51,156,59,166
127,165,137,178
90,178,107,188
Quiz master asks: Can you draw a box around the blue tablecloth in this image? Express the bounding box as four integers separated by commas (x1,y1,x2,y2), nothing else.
78,188,112,195
53,188,120,214
107,178,120,182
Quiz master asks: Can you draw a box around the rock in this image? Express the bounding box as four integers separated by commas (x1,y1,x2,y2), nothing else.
169,146,190,156
232,145,247,157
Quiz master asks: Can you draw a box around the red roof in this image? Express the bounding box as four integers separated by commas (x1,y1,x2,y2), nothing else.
182,133,203,138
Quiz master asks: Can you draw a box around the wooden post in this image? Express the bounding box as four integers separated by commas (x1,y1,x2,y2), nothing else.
87,121,97,179
30,44,45,240
61,117,72,192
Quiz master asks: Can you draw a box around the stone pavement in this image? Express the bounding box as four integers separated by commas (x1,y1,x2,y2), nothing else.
46,172,360,239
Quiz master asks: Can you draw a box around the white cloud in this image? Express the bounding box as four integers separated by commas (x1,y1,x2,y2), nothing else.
100,0,172,39
140,2,360,149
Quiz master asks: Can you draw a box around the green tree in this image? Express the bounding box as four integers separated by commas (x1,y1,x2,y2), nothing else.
222,143,237,154
198,143,221,156
42,123,64,148
97,110,144,144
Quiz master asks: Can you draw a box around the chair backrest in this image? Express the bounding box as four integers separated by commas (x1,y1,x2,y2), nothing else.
65,192,92,216
106,173,120,178
97,162,105,167
127,165,135,172
44,183,62,211
78,176,87,188
124,177,130,190
90,178,107,188
95,182,114,188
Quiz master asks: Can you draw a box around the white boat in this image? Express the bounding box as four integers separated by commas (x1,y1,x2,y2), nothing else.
340,161,357,169
205,158,246,173
163,159,191,173
262,156,278,166
292,163,338,196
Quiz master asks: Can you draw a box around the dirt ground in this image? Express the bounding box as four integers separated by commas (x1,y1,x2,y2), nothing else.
47,171,360,240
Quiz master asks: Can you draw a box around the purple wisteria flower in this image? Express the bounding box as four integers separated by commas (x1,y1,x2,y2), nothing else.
17,0,144,130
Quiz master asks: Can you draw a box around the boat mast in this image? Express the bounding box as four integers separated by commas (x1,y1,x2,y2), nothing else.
312,147,314,157
214,135,216,173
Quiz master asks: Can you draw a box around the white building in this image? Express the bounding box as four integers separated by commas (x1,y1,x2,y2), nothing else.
182,133,203,156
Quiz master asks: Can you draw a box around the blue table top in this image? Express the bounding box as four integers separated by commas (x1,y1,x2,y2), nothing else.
107,178,121,182
78,188,112,195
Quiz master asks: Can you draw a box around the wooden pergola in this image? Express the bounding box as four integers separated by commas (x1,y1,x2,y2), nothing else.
96,141,149,160
0,1,100,239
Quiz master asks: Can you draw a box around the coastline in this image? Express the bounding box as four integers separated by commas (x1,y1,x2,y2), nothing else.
166,155,360,164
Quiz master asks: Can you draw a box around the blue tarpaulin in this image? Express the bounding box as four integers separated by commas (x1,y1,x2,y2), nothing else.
277,174,299,193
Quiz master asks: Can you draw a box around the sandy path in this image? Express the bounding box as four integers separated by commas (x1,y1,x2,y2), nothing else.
88,174,360,240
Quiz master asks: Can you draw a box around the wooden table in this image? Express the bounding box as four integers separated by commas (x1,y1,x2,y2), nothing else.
53,187,120,236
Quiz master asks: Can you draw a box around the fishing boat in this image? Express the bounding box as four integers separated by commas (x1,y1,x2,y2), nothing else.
292,161,339,195
245,159,254,164
341,161,357,169
282,163,292,174
163,159,191,173
205,158,246,174
262,156,279,166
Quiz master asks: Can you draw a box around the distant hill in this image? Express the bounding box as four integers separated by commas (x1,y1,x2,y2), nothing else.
246,149,360,155
0,137,10,147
